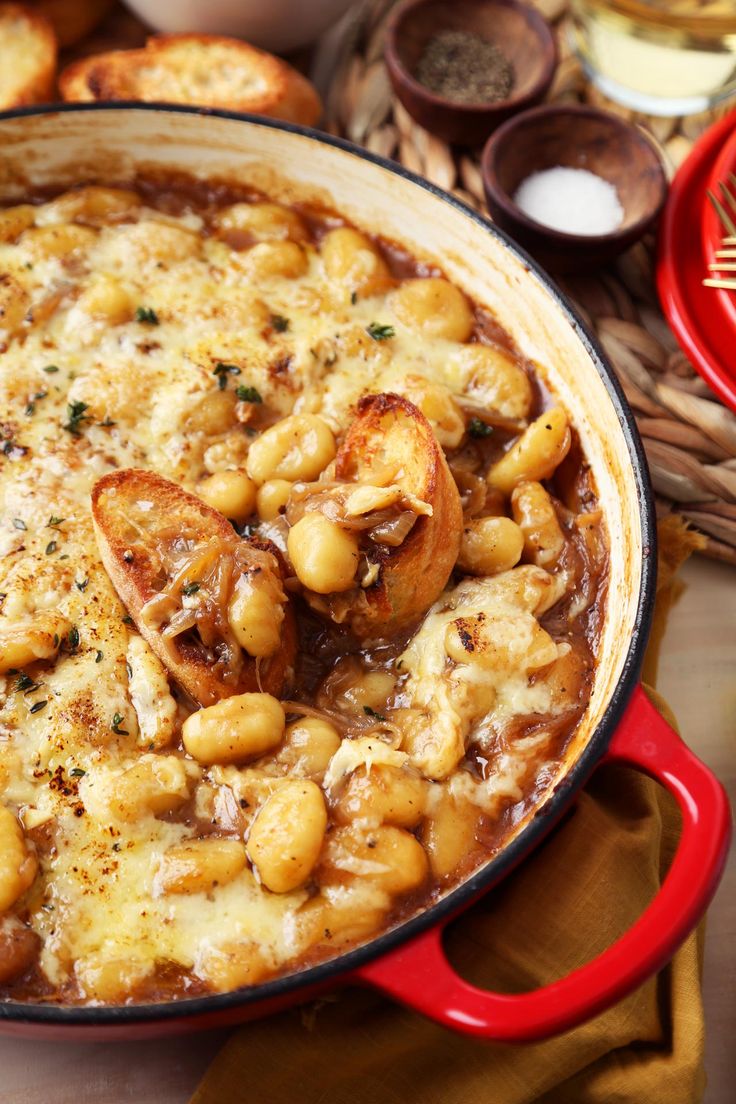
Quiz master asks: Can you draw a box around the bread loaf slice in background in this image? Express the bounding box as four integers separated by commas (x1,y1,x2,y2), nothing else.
0,3,56,108
59,32,322,125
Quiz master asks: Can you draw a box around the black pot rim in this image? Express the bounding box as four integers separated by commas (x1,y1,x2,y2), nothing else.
0,102,657,1029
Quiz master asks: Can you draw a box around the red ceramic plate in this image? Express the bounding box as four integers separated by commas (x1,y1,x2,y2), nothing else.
701,122,736,334
657,111,736,413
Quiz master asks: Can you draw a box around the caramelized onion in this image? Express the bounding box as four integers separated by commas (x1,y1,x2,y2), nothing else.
452,470,487,519
139,591,179,629
166,537,224,593
280,700,351,734
287,487,420,550
369,511,417,547
161,608,198,638
280,700,402,743
137,530,286,687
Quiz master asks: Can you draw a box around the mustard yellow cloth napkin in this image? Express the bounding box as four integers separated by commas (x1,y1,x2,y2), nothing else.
191,517,707,1104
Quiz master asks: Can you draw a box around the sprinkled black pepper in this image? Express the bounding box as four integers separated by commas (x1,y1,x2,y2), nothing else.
415,30,514,105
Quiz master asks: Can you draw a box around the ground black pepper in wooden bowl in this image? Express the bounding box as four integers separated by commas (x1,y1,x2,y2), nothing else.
415,29,515,104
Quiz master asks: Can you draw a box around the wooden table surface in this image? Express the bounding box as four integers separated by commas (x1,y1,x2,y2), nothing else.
2,555,734,1104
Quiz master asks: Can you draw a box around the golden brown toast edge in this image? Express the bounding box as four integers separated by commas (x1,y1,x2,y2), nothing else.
333,393,463,638
59,32,321,125
91,468,295,706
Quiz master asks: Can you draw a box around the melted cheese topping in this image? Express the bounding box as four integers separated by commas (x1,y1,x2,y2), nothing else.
397,569,568,780
0,186,604,1004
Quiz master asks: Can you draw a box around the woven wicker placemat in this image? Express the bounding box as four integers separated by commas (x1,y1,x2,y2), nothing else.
319,0,736,567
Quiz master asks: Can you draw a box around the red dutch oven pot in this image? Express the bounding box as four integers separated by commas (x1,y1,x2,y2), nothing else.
0,104,730,1044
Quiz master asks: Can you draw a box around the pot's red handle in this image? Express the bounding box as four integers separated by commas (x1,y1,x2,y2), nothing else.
354,685,731,1041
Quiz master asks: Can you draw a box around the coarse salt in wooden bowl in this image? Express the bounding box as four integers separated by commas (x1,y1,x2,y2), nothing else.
384,0,557,146
481,103,668,273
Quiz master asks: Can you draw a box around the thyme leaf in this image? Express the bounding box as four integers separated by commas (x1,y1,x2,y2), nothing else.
366,322,395,341
235,385,263,404
363,705,387,722
213,362,241,390
63,401,91,436
467,418,494,439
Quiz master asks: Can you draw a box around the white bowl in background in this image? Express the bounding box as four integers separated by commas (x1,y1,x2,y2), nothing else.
122,0,358,53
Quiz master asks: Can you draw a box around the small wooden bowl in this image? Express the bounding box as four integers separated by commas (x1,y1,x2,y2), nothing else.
481,104,668,273
384,0,557,146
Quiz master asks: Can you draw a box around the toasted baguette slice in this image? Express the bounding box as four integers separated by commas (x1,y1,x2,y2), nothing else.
92,469,296,707
59,32,322,125
0,3,56,109
306,393,463,640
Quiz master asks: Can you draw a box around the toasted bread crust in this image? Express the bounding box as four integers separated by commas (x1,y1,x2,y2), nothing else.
54,55,91,100
59,32,321,125
0,3,56,109
323,393,463,638
91,468,296,707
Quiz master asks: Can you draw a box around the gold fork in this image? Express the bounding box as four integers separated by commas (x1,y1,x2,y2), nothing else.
704,174,736,290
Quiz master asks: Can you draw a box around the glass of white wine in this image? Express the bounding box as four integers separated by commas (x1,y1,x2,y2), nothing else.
570,1,736,116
